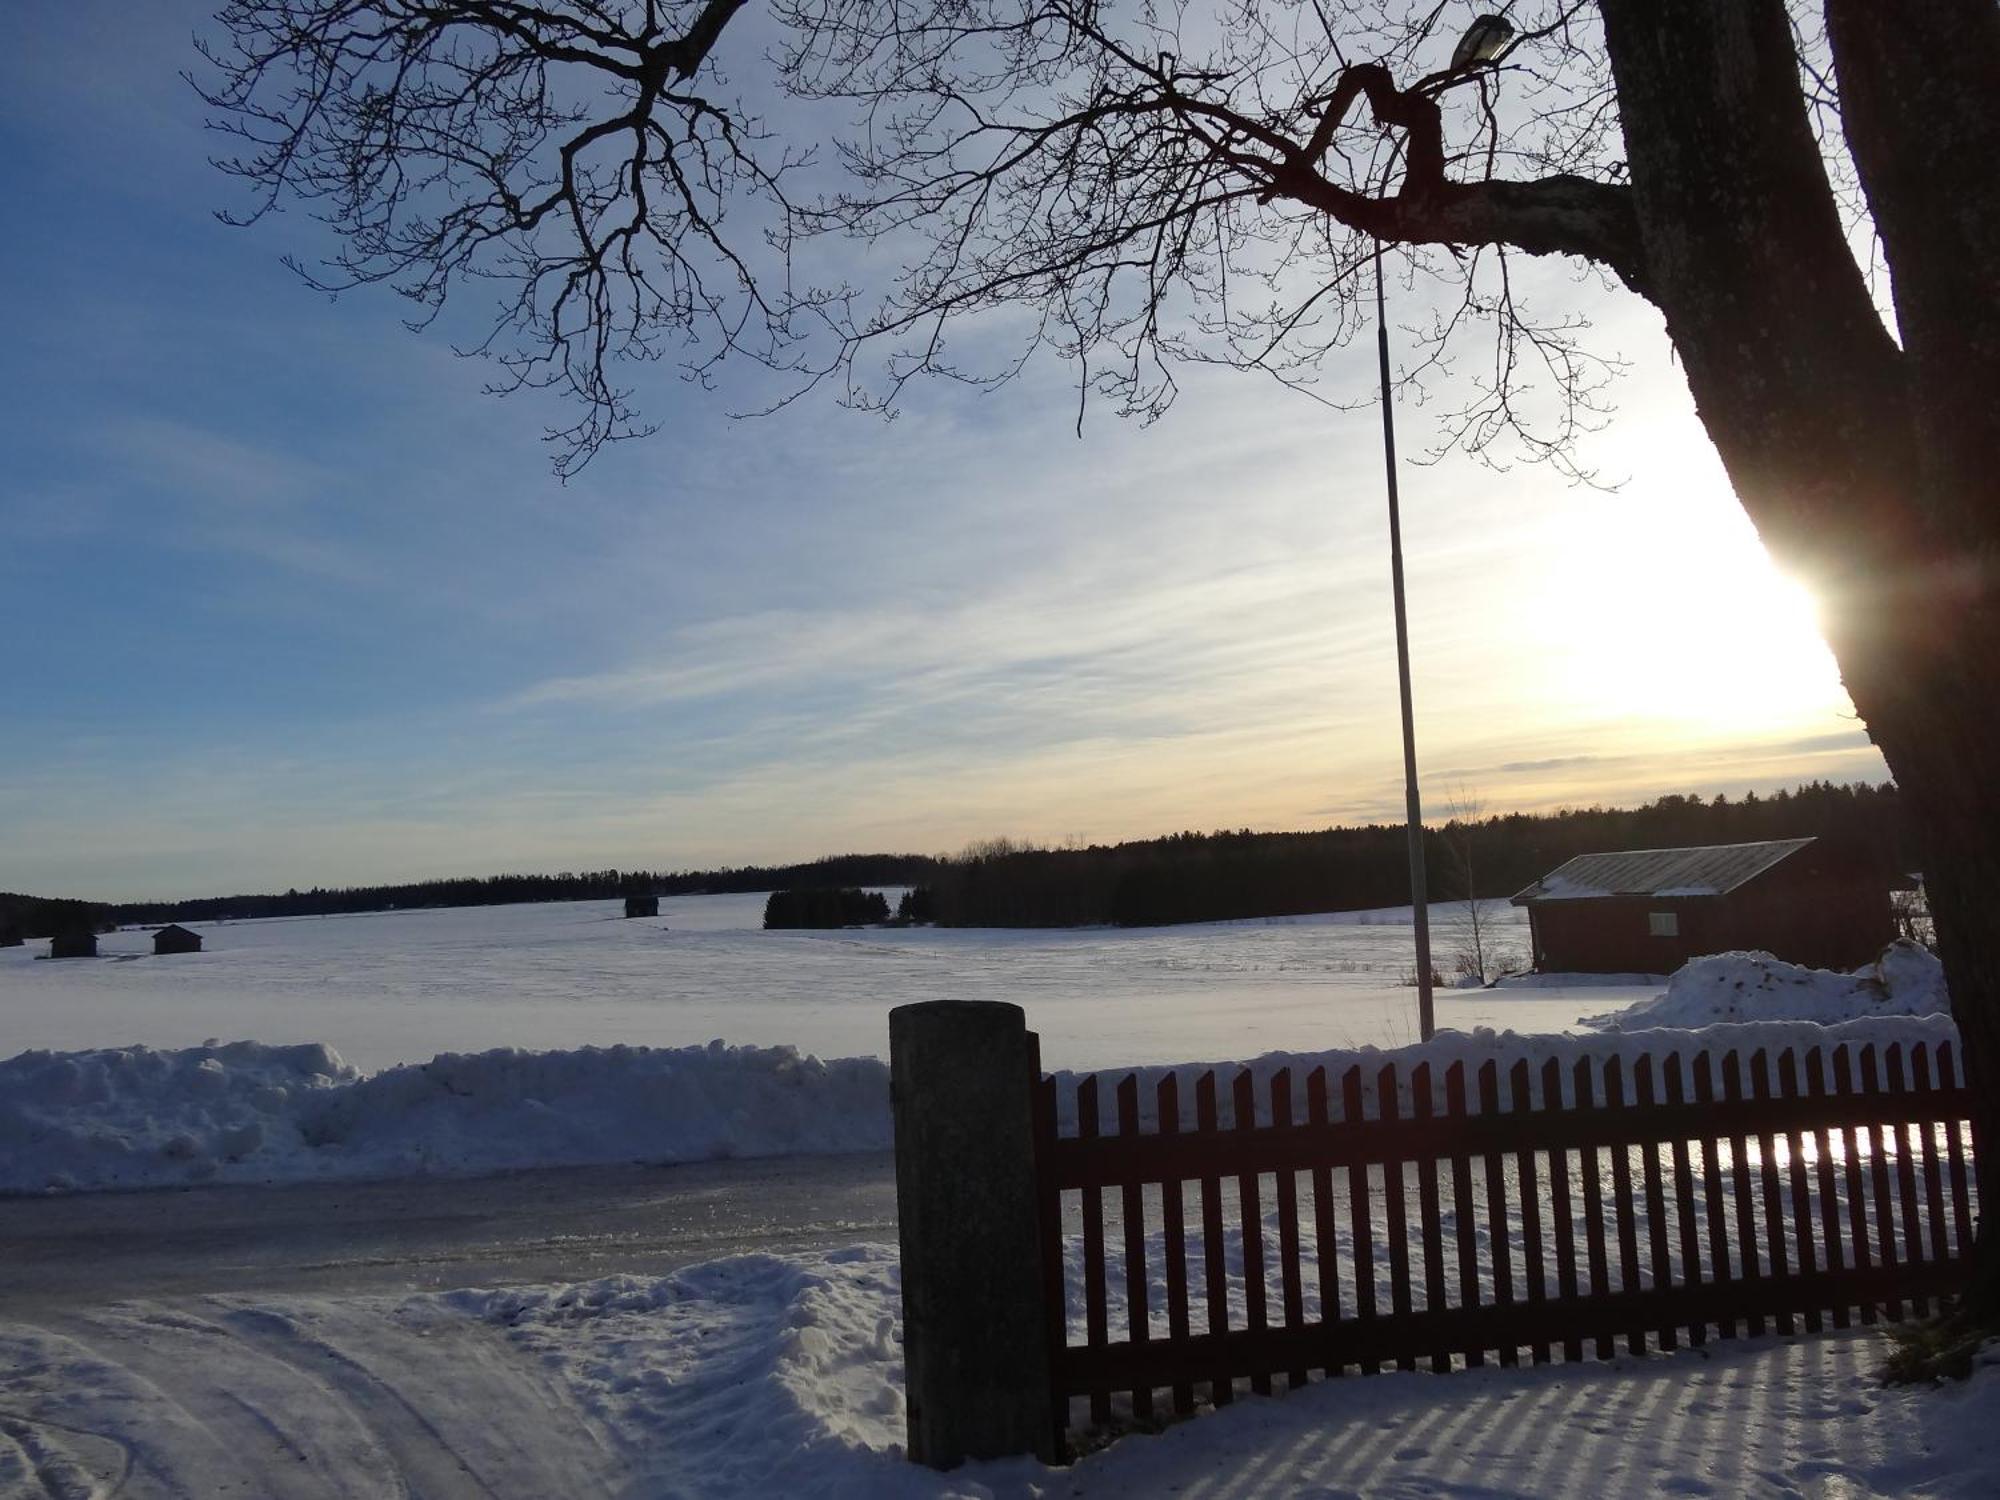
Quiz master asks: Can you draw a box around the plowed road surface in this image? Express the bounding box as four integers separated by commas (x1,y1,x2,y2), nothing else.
0,1155,894,1497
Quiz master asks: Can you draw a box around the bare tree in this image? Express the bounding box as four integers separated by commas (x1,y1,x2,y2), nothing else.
195,0,2000,1325
1437,785,1516,985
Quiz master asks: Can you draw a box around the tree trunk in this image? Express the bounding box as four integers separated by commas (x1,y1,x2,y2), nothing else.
1822,0,2000,1309
1599,0,2000,1312
1875,700,2000,1309
1824,0,2000,538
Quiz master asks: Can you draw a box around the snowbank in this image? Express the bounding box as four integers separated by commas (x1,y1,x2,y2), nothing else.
442,1247,938,1500
5,1006,1962,1196
444,1247,2000,1499
0,942,1958,1195
0,1039,891,1195
1582,941,1948,1033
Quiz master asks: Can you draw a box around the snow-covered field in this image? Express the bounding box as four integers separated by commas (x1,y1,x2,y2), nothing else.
0,893,1617,1072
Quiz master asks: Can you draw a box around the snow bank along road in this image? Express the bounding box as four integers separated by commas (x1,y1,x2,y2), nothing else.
0,945,1945,1198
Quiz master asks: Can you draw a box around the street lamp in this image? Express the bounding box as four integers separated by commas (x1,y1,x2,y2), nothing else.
1368,12,1517,1038
1451,15,1516,72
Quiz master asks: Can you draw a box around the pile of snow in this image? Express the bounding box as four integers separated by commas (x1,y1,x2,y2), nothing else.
0,1039,891,1195
5,1002,1963,1195
444,1246,2000,1499
442,1247,935,1500
1583,941,1948,1033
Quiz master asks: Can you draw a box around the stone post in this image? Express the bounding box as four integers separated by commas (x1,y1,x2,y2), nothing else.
890,1000,1058,1468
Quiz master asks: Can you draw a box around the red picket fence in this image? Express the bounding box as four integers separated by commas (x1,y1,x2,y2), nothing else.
1030,1038,1977,1441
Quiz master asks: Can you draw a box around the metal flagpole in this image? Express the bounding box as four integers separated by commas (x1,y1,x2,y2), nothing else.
1374,241,1435,1042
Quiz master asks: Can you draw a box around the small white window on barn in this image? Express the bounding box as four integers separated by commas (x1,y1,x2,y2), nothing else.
1649,911,1679,937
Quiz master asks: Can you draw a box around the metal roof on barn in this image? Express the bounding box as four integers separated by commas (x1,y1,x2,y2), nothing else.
1509,837,1815,905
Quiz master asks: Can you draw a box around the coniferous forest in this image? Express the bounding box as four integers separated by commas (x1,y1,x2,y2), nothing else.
763,888,894,929
914,782,1911,928
1,782,1906,937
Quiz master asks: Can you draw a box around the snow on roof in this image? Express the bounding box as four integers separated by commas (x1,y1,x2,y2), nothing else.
1510,837,1815,905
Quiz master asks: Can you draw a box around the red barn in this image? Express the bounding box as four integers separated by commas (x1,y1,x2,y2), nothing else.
1510,836,1893,975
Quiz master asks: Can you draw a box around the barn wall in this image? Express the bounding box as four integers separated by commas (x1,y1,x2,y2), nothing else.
1530,898,1708,974
1527,857,1894,974
1712,858,1894,969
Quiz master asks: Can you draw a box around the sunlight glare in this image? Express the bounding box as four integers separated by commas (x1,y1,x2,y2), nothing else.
1529,485,1851,734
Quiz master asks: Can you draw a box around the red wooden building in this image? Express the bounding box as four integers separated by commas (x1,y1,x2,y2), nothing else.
1510,836,1893,974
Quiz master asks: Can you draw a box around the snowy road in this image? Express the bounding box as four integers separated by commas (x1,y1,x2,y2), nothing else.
4,1295,629,1499
0,1156,896,1497
0,1152,898,1312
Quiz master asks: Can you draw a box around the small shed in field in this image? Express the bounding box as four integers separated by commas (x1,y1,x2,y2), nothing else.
49,928,97,959
624,894,660,919
1510,836,1893,974
153,924,203,956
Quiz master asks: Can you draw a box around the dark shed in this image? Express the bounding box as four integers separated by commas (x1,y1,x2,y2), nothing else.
49,928,98,959
154,924,204,956
1510,836,1894,975
624,895,660,919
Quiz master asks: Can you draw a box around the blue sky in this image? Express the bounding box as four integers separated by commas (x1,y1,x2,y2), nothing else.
1,3,1887,899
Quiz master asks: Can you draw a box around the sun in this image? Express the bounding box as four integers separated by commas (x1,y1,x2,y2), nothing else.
1529,484,1851,735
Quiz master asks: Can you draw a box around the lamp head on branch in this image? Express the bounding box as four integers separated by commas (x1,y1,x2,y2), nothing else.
1450,14,1516,72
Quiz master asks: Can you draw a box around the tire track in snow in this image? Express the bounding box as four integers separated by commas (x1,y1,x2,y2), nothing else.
5,1300,618,1500
215,1300,617,1500
0,1405,134,1500
19,1308,403,1500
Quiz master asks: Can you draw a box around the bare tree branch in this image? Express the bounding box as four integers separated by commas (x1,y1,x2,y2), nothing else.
195,1,1654,473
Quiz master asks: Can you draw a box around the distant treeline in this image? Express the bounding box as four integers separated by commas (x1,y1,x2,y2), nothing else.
917,782,1910,929
6,782,1908,937
0,892,107,943
763,888,893,929
94,854,940,928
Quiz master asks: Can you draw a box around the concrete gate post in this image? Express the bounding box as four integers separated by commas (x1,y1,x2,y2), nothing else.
890,1000,1058,1468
